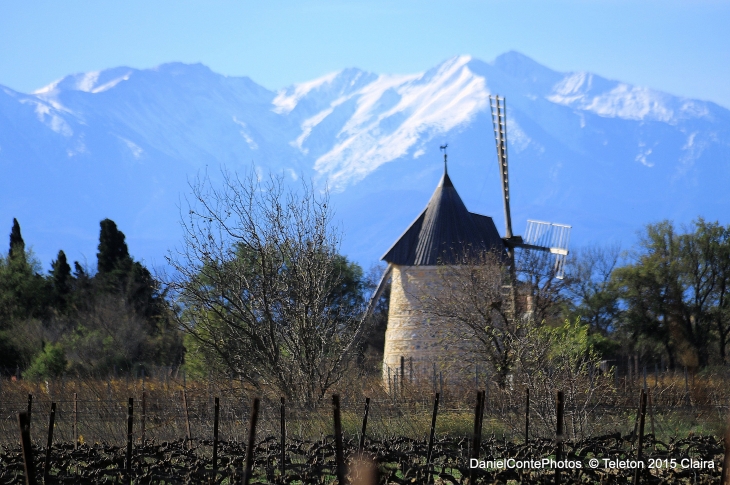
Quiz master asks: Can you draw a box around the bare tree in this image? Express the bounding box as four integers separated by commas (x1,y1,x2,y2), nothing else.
512,319,615,440
417,247,575,388
418,251,518,388
165,168,365,403
516,248,571,325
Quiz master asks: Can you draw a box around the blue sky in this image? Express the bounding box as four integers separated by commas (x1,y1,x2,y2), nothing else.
1,0,729,107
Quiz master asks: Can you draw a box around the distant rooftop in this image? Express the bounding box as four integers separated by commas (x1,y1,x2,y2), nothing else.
381,170,505,266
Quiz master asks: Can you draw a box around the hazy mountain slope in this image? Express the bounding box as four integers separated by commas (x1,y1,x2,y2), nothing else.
1,52,728,270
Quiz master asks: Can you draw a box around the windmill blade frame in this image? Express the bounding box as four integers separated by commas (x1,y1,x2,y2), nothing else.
521,220,572,279
489,95,572,279
490,95,513,239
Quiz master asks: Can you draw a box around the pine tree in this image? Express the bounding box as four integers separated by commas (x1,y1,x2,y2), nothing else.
9,218,25,261
97,219,130,274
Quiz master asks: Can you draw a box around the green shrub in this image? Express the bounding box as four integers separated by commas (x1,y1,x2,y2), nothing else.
24,343,67,380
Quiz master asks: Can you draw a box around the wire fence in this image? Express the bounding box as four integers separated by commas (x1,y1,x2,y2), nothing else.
1,368,729,448
0,371,728,484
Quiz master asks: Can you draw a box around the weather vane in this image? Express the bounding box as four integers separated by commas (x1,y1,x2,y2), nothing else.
440,143,448,173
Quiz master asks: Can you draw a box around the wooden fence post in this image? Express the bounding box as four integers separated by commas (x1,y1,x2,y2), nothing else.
18,411,37,485
359,397,370,453
648,390,656,450
181,389,192,449
212,397,219,478
126,398,134,484
43,403,56,484
633,389,647,484
631,390,643,442
333,394,346,485
426,393,440,484
243,397,260,485
27,394,33,431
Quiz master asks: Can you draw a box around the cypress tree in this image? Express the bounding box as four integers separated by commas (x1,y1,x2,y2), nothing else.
1,218,50,323
9,218,25,261
50,250,72,311
97,219,129,274
51,250,72,289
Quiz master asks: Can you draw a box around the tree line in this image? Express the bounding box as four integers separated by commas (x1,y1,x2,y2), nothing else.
0,218,183,378
1,167,727,403
423,217,730,387
567,218,730,370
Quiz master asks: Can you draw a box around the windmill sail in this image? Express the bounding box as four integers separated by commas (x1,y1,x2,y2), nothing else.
489,95,571,279
490,95,513,239
523,220,572,279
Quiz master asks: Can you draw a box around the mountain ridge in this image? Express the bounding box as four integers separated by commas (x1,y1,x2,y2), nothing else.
1,52,728,269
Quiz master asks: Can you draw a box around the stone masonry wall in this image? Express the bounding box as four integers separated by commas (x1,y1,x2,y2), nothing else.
382,265,476,387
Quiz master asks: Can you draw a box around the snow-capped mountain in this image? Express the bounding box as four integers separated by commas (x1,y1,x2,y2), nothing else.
1,52,728,269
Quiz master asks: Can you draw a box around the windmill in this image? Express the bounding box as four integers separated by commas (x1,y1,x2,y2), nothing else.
489,95,571,280
366,99,571,386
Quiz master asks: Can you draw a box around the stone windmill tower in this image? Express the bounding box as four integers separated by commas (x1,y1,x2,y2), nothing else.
365,96,571,388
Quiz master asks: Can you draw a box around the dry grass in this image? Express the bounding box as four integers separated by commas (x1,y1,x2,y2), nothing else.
0,367,728,447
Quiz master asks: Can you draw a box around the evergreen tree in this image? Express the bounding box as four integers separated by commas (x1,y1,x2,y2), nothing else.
94,219,168,329
0,218,48,323
9,218,25,262
97,219,129,274
50,250,72,312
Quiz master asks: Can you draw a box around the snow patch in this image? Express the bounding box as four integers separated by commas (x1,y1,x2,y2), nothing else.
34,69,133,95
77,72,101,92
674,131,707,180
272,71,340,114
33,79,63,95
27,101,73,136
548,73,685,122
293,105,338,153
91,72,132,93
506,119,533,153
232,117,259,150
313,55,488,189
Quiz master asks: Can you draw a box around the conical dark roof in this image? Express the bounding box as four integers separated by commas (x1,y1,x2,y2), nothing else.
382,171,505,265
